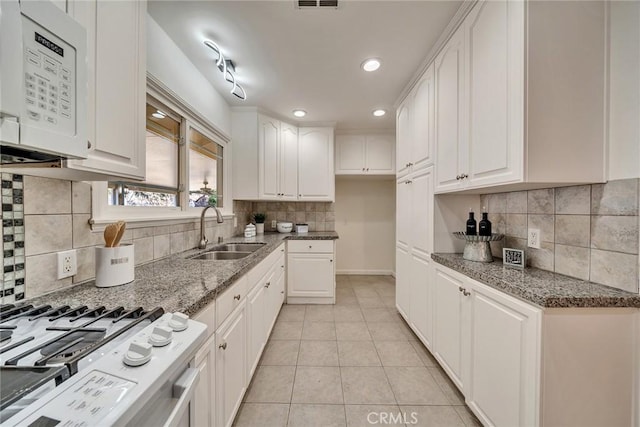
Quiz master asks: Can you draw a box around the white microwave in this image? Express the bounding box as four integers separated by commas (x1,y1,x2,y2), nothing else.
0,0,87,162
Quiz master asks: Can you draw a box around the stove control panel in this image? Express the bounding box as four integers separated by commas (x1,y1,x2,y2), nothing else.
6,312,207,427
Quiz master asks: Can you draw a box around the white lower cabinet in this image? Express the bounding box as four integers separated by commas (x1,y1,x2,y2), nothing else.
425,264,636,427
246,280,267,379
408,254,433,349
394,245,412,319
466,279,540,427
194,243,286,427
287,240,335,304
433,267,469,390
215,301,247,427
193,335,215,427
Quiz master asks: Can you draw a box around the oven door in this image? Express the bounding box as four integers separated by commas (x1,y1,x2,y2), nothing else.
125,364,200,427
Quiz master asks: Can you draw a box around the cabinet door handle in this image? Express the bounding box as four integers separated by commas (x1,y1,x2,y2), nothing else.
87,140,92,149
309,245,312,249
463,289,471,296
362,168,365,171
280,291,285,294
458,286,464,293
234,294,241,300
219,342,227,350
366,168,369,171
329,259,333,262
456,175,461,180
461,174,468,179
265,282,271,288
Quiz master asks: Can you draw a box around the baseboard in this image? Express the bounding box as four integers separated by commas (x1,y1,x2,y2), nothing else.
336,269,394,275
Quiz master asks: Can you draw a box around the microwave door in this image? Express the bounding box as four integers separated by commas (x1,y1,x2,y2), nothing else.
0,0,23,146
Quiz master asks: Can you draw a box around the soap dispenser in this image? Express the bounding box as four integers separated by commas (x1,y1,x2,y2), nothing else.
479,207,492,236
466,209,477,236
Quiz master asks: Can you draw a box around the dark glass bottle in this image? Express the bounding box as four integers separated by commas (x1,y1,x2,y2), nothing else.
479,212,492,236
466,211,477,235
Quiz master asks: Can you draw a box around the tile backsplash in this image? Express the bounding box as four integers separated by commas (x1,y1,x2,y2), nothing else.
481,178,640,293
2,174,25,303
235,201,336,232
1,175,236,303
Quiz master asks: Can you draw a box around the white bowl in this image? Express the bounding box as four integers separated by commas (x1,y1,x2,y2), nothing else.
277,222,293,233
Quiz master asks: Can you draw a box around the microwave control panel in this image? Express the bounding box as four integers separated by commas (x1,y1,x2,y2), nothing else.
22,15,76,136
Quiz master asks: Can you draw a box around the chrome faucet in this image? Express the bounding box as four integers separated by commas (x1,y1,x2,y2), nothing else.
199,205,224,249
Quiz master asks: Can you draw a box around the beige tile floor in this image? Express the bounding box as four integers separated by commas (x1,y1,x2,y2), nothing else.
233,275,482,427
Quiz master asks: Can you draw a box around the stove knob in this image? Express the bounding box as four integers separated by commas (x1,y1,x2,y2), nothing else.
123,341,153,367
148,326,173,347
169,312,189,332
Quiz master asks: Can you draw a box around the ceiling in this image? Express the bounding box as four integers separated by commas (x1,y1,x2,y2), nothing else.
148,1,462,130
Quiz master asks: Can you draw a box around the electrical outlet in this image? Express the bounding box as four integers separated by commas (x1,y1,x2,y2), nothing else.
271,220,277,229
528,228,541,249
57,249,78,279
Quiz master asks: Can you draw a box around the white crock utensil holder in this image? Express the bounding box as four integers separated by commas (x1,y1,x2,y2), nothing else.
452,232,504,262
95,243,135,287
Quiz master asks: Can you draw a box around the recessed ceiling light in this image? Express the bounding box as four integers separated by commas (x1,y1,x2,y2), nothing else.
152,110,166,119
361,58,381,72
372,109,386,117
293,109,307,118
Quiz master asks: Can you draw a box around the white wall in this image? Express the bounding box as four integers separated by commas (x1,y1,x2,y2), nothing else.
335,178,395,275
147,15,231,136
608,1,640,180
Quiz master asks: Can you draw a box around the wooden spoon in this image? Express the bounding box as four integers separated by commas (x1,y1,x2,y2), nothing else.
112,221,126,247
103,223,118,247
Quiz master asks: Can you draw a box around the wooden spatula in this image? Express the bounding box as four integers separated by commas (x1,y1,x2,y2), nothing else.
103,223,118,247
112,221,126,247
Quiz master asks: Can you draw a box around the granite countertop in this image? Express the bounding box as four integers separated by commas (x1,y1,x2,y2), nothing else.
25,231,339,316
431,253,640,308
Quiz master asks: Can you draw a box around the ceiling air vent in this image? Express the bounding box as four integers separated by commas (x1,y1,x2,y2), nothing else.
297,0,338,9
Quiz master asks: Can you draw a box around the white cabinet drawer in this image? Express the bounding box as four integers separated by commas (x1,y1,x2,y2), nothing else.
288,240,334,253
248,243,285,287
216,275,249,328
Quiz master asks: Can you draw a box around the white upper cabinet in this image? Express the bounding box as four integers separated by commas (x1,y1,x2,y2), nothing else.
465,0,523,188
396,101,412,177
434,0,606,193
258,115,280,199
335,133,395,175
396,63,436,179
67,0,146,180
434,25,467,193
298,127,335,201
410,63,436,172
279,121,299,200
232,112,332,201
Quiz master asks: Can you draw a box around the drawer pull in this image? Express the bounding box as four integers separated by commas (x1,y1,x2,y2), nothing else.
458,286,464,293
265,282,271,288
309,245,312,249
330,259,333,262
234,294,241,300
219,342,227,350
280,291,284,294
463,289,471,296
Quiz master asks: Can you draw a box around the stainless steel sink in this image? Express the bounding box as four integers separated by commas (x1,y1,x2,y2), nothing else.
190,251,251,261
215,243,265,252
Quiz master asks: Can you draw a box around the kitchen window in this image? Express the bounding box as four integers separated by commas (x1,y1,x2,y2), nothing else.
108,99,182,207
92,87,229,226
188,128,224,208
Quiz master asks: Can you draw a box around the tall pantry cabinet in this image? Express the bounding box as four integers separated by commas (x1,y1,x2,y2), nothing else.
395,63,436,348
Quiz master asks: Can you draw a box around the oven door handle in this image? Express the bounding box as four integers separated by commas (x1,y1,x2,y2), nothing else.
163,367,200,427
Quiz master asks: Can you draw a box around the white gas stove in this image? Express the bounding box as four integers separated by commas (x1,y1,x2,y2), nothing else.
0,303,207,426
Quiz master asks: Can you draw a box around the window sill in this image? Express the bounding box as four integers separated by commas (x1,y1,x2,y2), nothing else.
89,212,235,232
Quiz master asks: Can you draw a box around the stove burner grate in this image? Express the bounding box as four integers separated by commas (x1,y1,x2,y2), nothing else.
38,329,106,364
